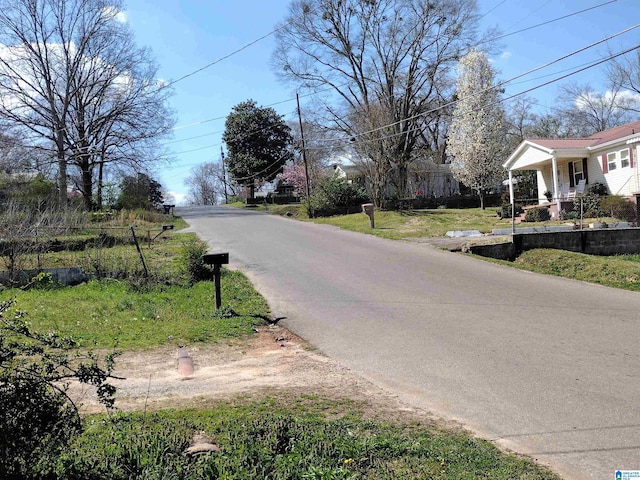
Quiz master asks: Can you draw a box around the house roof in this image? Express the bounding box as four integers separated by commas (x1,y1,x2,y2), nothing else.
527,120,640,149
527,138,598,149
505,119,640,170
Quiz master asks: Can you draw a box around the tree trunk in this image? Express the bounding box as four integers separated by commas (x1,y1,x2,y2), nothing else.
81,160,93,210
56,129,67,207
97,161,104,209
478,190,485,210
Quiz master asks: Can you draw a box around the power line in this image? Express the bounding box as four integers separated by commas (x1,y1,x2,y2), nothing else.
162,2,634,171
300,22,639,146
489,0,617,43
304,43,640,150
163,4,322,88
167,1,622,136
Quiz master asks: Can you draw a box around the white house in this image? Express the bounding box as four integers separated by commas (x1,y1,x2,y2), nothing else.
504,120,640,216
333,160,459,198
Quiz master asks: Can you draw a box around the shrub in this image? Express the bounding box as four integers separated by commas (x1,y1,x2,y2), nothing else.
496,203,523,219
586,182,608,196
600,195,637,221
179,238,212,283
563,210,579,220
0,301,116,479
579,192,601,217
524,206,550,222
309,177,369,216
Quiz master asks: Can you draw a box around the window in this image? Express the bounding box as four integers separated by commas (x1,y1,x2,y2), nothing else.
621,149,630,168
572,160,584,184
608,152,617,171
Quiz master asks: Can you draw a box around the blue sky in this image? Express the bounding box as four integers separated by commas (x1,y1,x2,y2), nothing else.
123,0,639,204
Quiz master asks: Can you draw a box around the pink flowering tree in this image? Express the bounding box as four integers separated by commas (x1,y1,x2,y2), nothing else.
277,162,327,197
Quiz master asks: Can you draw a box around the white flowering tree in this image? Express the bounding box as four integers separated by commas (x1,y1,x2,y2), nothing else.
448,50,507,209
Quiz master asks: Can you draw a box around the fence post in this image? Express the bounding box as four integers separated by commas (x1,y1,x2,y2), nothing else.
130,226,148,277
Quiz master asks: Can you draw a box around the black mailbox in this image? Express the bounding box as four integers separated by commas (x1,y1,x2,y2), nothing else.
202,253,229,265
202,252,230,309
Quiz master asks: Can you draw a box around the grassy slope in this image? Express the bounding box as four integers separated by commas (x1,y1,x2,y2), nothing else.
511,249,640,291
313,208,507,239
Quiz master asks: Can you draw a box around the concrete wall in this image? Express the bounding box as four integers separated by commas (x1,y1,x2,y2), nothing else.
0,267,88,287
513,227,640,256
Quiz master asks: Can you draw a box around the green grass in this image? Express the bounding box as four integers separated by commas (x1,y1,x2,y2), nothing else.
503,249,640,291
56,397,559,479
5,272,270,349
312,208,510,239
227,201,307,218
2,220,271,349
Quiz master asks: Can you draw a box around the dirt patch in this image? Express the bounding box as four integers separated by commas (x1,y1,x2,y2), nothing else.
405,234,510,251
69,325,429,421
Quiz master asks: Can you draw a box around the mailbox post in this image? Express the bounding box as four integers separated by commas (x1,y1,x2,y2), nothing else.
362,203,375,228
202,253,229,309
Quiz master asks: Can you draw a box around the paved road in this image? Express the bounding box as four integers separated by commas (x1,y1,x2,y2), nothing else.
179,205,640,479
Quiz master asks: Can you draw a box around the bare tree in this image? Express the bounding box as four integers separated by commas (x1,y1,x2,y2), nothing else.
0,0,174,209
185,162,226,206
609,48,640,98
273,0,492,205
556,82,639,136
504,96,541,199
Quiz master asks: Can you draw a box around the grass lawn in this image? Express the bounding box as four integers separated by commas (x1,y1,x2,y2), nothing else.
312,207,509,239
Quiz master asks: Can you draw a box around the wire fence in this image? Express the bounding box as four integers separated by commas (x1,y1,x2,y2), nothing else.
0,224,174,286
504,195,639,233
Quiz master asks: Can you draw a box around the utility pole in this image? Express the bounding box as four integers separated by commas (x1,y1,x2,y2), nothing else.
296,92,312,217
220,146,229,204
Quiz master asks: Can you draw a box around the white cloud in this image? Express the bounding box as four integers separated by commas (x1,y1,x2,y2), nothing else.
500,51,512,60
102,6,127,23
574,89,640,110
166,191,188,206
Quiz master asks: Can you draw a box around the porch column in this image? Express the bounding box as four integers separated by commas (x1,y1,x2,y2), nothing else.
508,170,515,233
508,170,514,205
551,155,559,202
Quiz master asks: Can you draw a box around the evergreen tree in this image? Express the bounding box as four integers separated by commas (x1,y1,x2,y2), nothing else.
222,100,293,198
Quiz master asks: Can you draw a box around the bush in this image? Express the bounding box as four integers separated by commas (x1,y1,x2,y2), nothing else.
524,206,550,222
496,203,523,219
0,301,116,479
561,209,579,221
309,177,369,217
579,192,602,218
179,238,212,283
586,182,608,196
600,195,637,221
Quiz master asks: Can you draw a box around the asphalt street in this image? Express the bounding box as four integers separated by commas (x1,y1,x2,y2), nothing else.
179,205,640,479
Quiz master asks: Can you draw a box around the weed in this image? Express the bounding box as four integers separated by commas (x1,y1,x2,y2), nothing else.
52,400,559,479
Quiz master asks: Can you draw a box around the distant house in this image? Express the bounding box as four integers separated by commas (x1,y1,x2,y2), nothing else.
333,163,365,185
333,160,459,198
504,120,640,217
408,159,460,198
